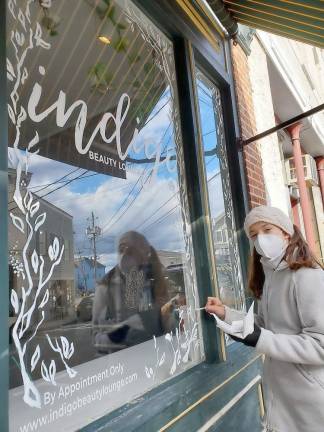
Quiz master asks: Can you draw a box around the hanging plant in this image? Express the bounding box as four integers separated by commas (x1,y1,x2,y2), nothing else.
87,62,113,94
39,0,60,36
40,15,60,37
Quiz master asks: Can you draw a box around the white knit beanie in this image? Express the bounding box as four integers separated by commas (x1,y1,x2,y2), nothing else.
244,205,294,238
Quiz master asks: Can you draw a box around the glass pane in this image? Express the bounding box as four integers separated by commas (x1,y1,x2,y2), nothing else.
195,70,244,310
7,1,204,430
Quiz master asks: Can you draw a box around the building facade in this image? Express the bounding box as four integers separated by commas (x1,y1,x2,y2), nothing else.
247,30,324,263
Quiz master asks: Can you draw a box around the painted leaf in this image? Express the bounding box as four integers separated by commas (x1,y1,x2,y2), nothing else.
49,360,57,385
34,212,46,232
182,351,189,364
52,237,60,260
39,289,49,309
35,23,51,49
145,366,151,378
18,8,26,30
15,30,25,46
24,190,33,211
31,345,40,372
8,0,16,19
17,106,27,127
165,333,172,342
10,213,24,233
21,67,28,84
158,352,165,367
170,358,177,375
10,289,19,314
8,104,16,125
68,342,74,360
6,58,15,79
30,201,40,217
31,250,39,273
19,310,31,338
24,383,42,409
41,361,50,382
60,336,69,358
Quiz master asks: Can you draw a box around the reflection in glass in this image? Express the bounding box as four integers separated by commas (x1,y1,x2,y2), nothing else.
195,71,244,310
7,0,202,426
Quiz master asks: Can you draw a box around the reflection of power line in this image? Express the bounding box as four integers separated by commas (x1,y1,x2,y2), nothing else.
8,166,82,207
141,170,221,234
100,169,146,234
101,127,219,235
31,167,81,194
100,125,172,234
143,92,169,127
102,169,154,235
134,188,179,231
142,206,178,234
28,171,99,191
39,170,89,199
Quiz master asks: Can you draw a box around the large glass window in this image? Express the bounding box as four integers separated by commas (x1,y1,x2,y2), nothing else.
7,1,204,430
194,70,245,310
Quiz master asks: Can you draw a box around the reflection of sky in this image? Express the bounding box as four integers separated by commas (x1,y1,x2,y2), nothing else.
8,90,184,270
196,76,224,219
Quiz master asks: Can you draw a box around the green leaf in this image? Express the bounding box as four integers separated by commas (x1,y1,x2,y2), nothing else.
144,62,153,74
107,6,116,21
113,37,128,52
117,22,127,30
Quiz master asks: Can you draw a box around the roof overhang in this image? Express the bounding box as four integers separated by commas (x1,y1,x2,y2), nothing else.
210,0,324,49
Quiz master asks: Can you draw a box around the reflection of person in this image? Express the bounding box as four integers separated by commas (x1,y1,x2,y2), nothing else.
93,231,182,351
205,206,324,432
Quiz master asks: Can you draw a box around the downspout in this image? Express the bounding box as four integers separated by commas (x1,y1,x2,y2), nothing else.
286,123,316,252
316,157,324,205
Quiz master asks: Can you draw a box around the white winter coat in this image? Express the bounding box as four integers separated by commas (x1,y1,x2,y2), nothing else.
225,260,324,432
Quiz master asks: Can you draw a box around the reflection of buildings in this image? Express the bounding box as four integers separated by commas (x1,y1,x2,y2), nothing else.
75,257,106,293
8,168,75,326
157,250,185,297
211,213,235,307
157,250,184,268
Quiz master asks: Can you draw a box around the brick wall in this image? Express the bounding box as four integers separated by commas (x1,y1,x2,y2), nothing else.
231,43,267,208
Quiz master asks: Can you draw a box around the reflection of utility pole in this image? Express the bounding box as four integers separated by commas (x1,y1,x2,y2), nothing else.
76,248,87,294
86,212,101,287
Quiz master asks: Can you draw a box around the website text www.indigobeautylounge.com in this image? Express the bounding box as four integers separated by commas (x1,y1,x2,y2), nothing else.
17,366,138,432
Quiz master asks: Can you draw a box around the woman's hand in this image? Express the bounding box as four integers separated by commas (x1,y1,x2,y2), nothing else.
205,297,225,320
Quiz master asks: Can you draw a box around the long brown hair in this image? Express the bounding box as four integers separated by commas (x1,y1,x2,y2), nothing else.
248,225,322,299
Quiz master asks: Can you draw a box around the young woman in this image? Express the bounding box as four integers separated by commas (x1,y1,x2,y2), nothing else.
205,205,324,432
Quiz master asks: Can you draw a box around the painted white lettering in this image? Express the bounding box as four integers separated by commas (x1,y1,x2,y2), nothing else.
44,391,55,406
26,69,172,178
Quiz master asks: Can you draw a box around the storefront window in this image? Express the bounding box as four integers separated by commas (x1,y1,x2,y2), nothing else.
195,70,245,310
7,1,204,430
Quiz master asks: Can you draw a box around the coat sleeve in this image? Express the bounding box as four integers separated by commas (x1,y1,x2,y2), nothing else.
256,268,324,365
224,300,264,326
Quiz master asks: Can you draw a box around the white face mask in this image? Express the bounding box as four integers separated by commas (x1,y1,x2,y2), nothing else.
254,234,287,260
